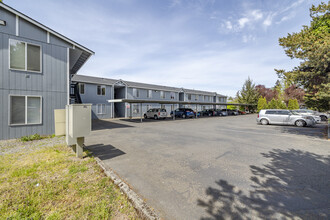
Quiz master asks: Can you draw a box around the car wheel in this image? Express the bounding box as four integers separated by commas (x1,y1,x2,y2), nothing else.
182,114,186,119
144,114,147,119
320,115,327,121
260,119,269,125
295,120,306,127
154,115,158,120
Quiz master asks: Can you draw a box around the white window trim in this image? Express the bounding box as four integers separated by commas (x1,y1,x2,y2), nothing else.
96,104,106,115
97,85,106,96
8,95,43,126
133,88,139,98
148,90,152,99
160,91,165,99
9,39,42,73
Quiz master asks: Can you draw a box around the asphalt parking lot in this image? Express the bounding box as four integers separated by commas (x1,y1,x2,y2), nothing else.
85,114,329,220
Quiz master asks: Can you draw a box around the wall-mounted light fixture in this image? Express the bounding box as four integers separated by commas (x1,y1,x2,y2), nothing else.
0,20,6,26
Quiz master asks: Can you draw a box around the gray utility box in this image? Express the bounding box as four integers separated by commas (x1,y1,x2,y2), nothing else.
67,104,92,138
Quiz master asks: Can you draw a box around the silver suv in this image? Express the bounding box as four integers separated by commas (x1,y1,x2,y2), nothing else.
144,108,167,120
256,109,315,127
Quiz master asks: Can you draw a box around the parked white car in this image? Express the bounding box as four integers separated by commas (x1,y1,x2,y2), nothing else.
256,109,315,127
291,110,322,123
292,109,328,122
144,108,167,120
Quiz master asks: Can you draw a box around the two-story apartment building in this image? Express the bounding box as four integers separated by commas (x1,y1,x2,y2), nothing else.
72,75,227,119
0,3,93,140
72,75,181,119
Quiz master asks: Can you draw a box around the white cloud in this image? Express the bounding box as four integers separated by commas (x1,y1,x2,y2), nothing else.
242,34,255,43
238,17,249,28
263,14,273,27
251,10,263,20
225,21,233,30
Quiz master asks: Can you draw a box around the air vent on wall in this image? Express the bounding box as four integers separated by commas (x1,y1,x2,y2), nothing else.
0,20,6,26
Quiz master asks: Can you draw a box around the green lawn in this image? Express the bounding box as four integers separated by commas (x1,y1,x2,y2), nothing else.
0,144,139,219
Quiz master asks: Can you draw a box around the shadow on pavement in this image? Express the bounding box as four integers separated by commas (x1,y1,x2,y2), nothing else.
85,144,125,160
198,149,330,219
92,120,134,131
275,123,328,139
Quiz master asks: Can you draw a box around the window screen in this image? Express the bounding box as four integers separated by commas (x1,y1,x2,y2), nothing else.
10,40,25,70
79,83,85,94
10,96,25,124
148,90,152,98
27,44,41,72
10,39,41,72
160,91,165,99
10,96,42,125
27,97,41,124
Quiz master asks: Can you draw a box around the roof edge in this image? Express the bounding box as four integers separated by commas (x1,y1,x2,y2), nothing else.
0,2,94,55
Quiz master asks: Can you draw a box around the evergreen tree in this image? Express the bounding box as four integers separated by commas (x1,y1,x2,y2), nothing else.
268,98,277,109
237,77,259,112
288,99,300,110
293,99,300,109
276,99,287,109
257,97,268,111
276,2,330,111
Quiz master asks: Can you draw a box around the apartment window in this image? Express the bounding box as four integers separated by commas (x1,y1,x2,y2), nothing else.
97,85,106,96
170,92,175,99
133,104,139,114
147,90,152,98
9,95,42,125
79,83,85,94
9,39,42,72
96,104,106,114
195,95,199,101
160,91,165,99
161,104,165,109
188,94,191,101
133,88,139,98
204,95,209,102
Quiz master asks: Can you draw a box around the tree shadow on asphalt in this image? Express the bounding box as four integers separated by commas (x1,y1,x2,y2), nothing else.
198,149,330,219
274,123,328,139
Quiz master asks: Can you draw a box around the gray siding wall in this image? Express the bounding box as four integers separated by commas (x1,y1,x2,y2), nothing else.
19,19,47,42
0,9,70,140
0,7,16,35
126,87,179,117
79,83,112,119
127,87,178,101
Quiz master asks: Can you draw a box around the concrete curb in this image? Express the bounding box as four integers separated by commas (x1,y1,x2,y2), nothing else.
94,157,160,220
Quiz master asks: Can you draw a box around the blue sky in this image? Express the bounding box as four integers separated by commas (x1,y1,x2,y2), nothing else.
9,0,323,97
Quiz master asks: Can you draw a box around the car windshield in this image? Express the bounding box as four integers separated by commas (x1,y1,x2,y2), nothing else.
160,109,166,112
290,111,299,115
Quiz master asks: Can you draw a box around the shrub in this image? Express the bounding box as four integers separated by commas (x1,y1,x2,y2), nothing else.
267,98,277,109
276,99,287,109
257,97,268,111
288,99,300,110
20,134,55,142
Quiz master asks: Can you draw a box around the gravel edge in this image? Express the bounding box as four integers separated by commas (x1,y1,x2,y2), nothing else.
94,157,160,220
